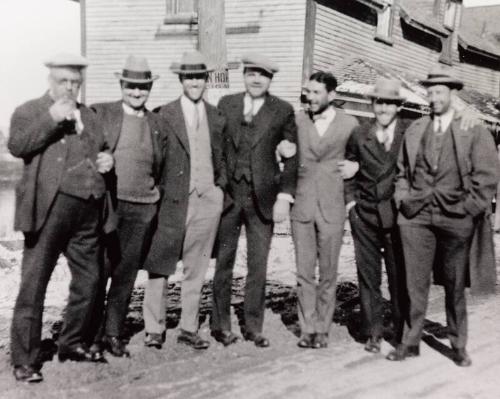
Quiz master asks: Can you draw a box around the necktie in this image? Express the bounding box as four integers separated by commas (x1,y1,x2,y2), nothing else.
244,98,254,124
312,112,327,121
378,129,391,151
435,117,443,134
193,103,200,130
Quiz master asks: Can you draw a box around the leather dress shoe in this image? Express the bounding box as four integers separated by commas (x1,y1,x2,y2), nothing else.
453,348,472,367
104,336,130,357
243,332,270,348
386,344,420,361
13,365,43,383
177,329,210,350
144,332,164,349
58,345,94,362
211,330,239,346
297,333,315,349
313,333,329,349
89,342,108,363
364,336,381,353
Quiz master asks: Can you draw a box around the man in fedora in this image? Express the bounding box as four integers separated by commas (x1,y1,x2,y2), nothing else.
291,71,359,350
141,51,226,350
8,53,113,382
210,53,298,348
88,55,163,357
386,66,499,366
344,78,410,354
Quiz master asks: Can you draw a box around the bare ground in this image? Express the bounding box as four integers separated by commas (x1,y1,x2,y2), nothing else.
0,229,499,399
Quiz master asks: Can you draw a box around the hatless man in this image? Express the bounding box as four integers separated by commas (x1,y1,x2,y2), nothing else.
142,51,226,350
344,78,409,353
88,55,163,357
387,66,499,366
210,53,298,348
8,53,113,382
292,71,359,349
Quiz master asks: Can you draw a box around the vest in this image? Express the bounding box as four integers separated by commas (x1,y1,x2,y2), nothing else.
114,113,160,203
186,108,215,194
233,122,253,183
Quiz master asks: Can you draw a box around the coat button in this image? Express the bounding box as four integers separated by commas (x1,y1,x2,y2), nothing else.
57,157,63,162
60,138,66,144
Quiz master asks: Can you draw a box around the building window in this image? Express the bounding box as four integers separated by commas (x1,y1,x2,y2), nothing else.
375,0,394,44
443,0,458,30
166,0,198,15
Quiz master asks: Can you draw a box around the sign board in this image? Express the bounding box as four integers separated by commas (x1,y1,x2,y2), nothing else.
207,68,229,89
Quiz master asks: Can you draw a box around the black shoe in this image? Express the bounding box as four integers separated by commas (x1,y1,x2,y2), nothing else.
89,342,108,363
13,365,43,383
211,330,239,346
144,332,164,349
243,332,270,348
58,345,94,362
453,347,472,367
364,336,381,354
297,333,315,349
104,336,130,358
177,329,210,350
312,333,328,349
386,344,420,361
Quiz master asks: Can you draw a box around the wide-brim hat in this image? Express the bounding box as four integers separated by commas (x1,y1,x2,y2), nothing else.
367,77,405,102
420,65,463,90
44,53,89,69
241,52,279,75
114,55,159,83
171,51,214,74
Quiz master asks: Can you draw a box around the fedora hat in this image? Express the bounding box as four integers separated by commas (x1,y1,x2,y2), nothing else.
171,51,213,74
44,53,89,69
241,52,279,75
367,78,405,102
420,65,463,90
114,55,159,83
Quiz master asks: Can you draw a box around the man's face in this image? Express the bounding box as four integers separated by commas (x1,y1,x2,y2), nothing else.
181,73,207,102
243,68,272,99
121,81,152,110
427,84,453,115
48,67,83,102
305,79,333,114
373,99,400,128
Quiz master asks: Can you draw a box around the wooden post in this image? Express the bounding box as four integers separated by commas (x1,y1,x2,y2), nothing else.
198,0,230,104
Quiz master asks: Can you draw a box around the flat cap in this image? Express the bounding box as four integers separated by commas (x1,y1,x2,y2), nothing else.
44,53,89,69
241,52,279,75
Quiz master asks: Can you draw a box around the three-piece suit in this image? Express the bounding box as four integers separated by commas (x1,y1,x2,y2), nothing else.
211,92,298,335
9,92,107,366
395,113,499,349
88,100,164,341
344,119,409,342
143,98,226,335
291,108,358,335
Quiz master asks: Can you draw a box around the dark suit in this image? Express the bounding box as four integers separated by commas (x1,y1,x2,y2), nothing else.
291,109,358,335
396,114,499,349
211,92,298,334
9,93,107,366
344,119,409,342
87,101,163,341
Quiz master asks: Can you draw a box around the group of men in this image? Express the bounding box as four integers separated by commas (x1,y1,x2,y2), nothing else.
8,49,499,384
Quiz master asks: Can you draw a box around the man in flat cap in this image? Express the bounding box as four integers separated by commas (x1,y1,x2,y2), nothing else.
386,66,499,366
344,78,410,354
210,53,298,348
8,53,114,382
87,55,163,358
141,51,226,350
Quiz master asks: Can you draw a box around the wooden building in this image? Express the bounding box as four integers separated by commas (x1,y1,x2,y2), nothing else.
73,0,500,124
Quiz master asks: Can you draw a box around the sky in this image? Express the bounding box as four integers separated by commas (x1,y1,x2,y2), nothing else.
0,0,500,132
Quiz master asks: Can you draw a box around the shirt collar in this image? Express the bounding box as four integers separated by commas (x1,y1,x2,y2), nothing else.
434,108,455,131
122,102,145,117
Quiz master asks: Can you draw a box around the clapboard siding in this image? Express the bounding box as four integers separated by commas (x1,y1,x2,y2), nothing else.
313,1,500,97
84,0,306,108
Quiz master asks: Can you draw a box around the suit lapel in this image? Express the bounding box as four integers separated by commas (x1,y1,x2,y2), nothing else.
106,101,124,151
406,117,430,174
146,110,162,177
450,117,469,186
169,99,190,155
361,123,386,164
250,95,277,148
228,92,245,148
205,100,223,149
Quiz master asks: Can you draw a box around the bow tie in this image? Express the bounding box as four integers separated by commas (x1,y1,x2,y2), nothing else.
311,112,327,121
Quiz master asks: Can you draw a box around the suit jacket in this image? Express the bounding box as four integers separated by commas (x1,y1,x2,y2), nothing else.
143,98,227,276
8,92,107,233
344,119,409,229
396,114,500,295
291,109,358,224
219,92,298,221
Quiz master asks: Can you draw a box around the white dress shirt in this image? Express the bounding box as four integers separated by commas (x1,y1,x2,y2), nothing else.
433,108,455,133
122,102,145,118
313,106,336,137
181,95,206,127
375,119,397,148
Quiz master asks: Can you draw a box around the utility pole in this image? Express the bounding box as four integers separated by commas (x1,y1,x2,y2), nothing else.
198,0,230,104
